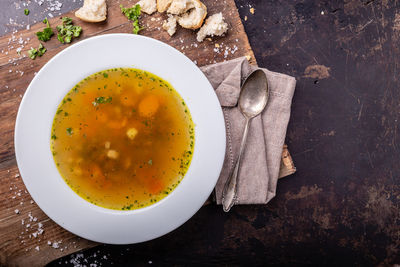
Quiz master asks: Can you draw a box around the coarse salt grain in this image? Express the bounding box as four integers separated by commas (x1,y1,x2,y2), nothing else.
52,241,60,248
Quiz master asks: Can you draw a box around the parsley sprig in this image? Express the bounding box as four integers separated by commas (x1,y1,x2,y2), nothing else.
120,4,143,34
56,17,82,44
36,18,54,42
28,43,46,59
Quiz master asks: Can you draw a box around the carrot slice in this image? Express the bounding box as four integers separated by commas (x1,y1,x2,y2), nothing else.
138,95,159,117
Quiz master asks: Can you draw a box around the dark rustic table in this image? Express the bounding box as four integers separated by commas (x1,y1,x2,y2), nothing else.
2,0,399,265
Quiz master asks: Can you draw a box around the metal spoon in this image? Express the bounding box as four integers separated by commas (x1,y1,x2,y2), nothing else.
222,69,269,212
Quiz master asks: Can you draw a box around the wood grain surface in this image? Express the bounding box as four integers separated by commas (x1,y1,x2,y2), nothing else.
0,0,294,266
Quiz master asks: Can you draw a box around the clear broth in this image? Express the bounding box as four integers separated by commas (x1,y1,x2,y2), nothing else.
51,68,194,210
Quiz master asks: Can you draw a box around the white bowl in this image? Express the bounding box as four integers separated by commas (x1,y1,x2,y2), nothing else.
14,34,226,244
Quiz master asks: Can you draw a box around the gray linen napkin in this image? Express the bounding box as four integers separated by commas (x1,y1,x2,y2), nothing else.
200,57,296,204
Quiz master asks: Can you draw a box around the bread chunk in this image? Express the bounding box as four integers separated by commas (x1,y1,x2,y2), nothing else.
177,0,207,30
196,12,228,42
138,0,157,15
75,0,107,22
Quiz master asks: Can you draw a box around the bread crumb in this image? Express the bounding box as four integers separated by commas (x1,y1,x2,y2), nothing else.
162,15,177,36
249,7,255,14
245,55,251,61
244,15,248,21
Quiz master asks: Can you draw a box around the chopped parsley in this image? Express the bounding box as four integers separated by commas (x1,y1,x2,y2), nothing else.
24,9,29,15
92,96,112,106
56,17,82,44
36,18,54,42
28,43,46,59
103,73,108,78
66,127,73,136
120,4,143,34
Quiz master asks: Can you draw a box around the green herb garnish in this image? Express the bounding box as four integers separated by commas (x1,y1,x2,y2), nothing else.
148,159,153,165
66,127,73,136
36,18,54,42
24,9,30,15
120,4,143,34
92,96,112,106
132,20,142,34
37,43,46,56
56,17,82,44
28,43,46,59
28,47,38,59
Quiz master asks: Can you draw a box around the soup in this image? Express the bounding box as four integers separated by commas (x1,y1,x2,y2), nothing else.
50,68,194,210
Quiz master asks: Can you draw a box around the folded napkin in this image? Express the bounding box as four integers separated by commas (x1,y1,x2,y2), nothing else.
200,57,296,205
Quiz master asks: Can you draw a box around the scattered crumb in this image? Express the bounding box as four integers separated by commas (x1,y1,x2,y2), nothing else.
244,15,247,21
14,209,20,214
249,7,254,14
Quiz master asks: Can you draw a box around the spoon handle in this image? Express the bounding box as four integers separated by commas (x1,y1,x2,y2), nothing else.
222,117,251,212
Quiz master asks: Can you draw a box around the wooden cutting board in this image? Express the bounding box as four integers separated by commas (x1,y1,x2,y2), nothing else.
0,1,295,265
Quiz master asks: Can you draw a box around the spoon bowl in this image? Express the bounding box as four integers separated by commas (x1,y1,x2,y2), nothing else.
239,69,269,118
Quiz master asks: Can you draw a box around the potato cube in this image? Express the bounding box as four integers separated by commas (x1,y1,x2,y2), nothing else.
105,141,111,149
126,128,138,140
107,149,119,159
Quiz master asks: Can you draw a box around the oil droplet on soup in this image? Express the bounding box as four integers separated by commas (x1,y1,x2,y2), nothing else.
51,68,195,210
